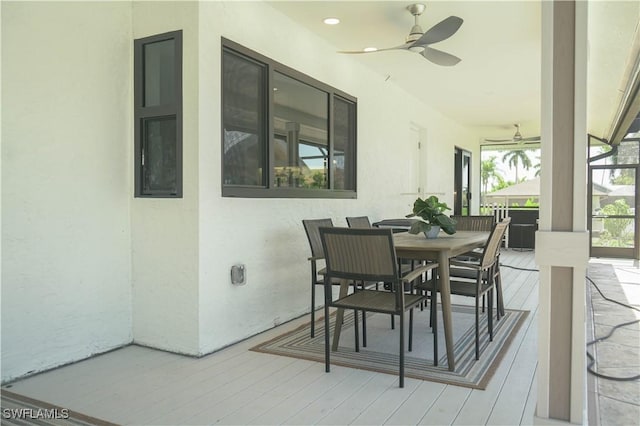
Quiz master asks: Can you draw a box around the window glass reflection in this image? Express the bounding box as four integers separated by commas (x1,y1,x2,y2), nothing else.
222,51,266,186
334,97,356,190
143,117,177,193
273,72,328,189
144,39,175,107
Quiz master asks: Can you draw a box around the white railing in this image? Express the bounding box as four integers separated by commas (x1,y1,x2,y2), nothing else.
481,204,541,250
481,203,512,248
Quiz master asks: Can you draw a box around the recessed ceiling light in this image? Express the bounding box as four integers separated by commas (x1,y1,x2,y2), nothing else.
363,47,378,52
323,17,340,25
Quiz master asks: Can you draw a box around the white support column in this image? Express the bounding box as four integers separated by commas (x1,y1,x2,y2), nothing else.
535,1,589,424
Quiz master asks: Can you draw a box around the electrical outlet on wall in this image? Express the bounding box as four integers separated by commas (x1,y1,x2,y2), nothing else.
231,264,246,285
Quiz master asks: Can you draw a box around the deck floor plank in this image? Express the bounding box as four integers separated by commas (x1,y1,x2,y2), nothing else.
451,313,536,425
142,352,305,425
239,365,357,425
484,313,539,425
313,373,397,425
281,368,378,425
417,385,472,425
445,249,539,426
348,378,422,425
520,369,538,425
382,381,446,425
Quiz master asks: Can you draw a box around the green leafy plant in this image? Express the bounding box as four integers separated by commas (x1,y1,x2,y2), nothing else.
405,196,457,235
602,199,633,245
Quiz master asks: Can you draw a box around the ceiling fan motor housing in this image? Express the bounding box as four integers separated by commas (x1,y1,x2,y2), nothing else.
406,25,424,43
406,3,426,43
513,124,522,141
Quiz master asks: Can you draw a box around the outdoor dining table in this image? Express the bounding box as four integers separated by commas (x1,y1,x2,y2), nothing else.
331,230,490,372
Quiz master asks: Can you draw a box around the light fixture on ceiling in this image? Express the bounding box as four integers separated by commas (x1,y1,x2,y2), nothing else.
323,17,340,25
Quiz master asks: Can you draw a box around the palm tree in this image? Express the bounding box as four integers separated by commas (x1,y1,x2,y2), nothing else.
533,155,541,177
609,140,636,184
501,149,532,182
481,156,499,205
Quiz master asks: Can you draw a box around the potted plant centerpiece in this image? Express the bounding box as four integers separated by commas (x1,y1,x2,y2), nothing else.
406,195,457,238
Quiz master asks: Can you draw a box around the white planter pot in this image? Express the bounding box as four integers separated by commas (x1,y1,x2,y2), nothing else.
423,225,440,239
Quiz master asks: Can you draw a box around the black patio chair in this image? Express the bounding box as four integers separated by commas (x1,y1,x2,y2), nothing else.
320,227,439,388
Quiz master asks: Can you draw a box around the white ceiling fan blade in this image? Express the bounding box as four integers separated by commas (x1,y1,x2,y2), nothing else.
521,136,541,142
484,138,513,143
338,43,412,54
412,16,463,47
421,46,461,66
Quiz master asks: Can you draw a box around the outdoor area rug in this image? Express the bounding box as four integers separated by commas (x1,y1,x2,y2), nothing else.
251,304,528,389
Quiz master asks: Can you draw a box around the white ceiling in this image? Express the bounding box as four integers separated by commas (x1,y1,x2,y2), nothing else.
267,0,639,143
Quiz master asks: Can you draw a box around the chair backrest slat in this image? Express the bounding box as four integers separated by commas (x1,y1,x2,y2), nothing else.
451,215,495,232
302,219,334,258
346,216,372,229
320,227,398,282
480,217,511,268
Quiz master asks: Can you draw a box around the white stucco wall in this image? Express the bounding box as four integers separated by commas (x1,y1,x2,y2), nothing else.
1,1,480,381
196,1,477,353
1,1,133,381
130,1,201,355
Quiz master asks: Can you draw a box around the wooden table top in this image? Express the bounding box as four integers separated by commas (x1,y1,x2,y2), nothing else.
392,231,490,259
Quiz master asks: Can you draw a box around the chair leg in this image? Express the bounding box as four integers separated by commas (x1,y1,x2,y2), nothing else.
324,298,330,373
494,286,500,322
475,293,480,360
432,288,438,366
399,310,405,388
408,309,414,352
362,310,367,347
430,289,437,331
356,281,367,347
354,310,360,352
385,281,395,330
496,268,505,318
429,271,437,327
488,290,494,342
311,283,316,338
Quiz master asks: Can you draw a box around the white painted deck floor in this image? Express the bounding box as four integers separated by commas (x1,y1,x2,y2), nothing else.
2,250,636,425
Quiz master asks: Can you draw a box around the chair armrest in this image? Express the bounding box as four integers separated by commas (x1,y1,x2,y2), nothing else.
317,266,327,275
308,255,324,261
402,263,439,284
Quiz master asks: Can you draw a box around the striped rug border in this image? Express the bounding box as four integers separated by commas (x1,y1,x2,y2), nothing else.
251,305,529,389
0,389,117,426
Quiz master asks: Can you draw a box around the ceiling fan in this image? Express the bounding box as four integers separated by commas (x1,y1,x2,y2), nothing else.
338,3,463,66
483,124,541,145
